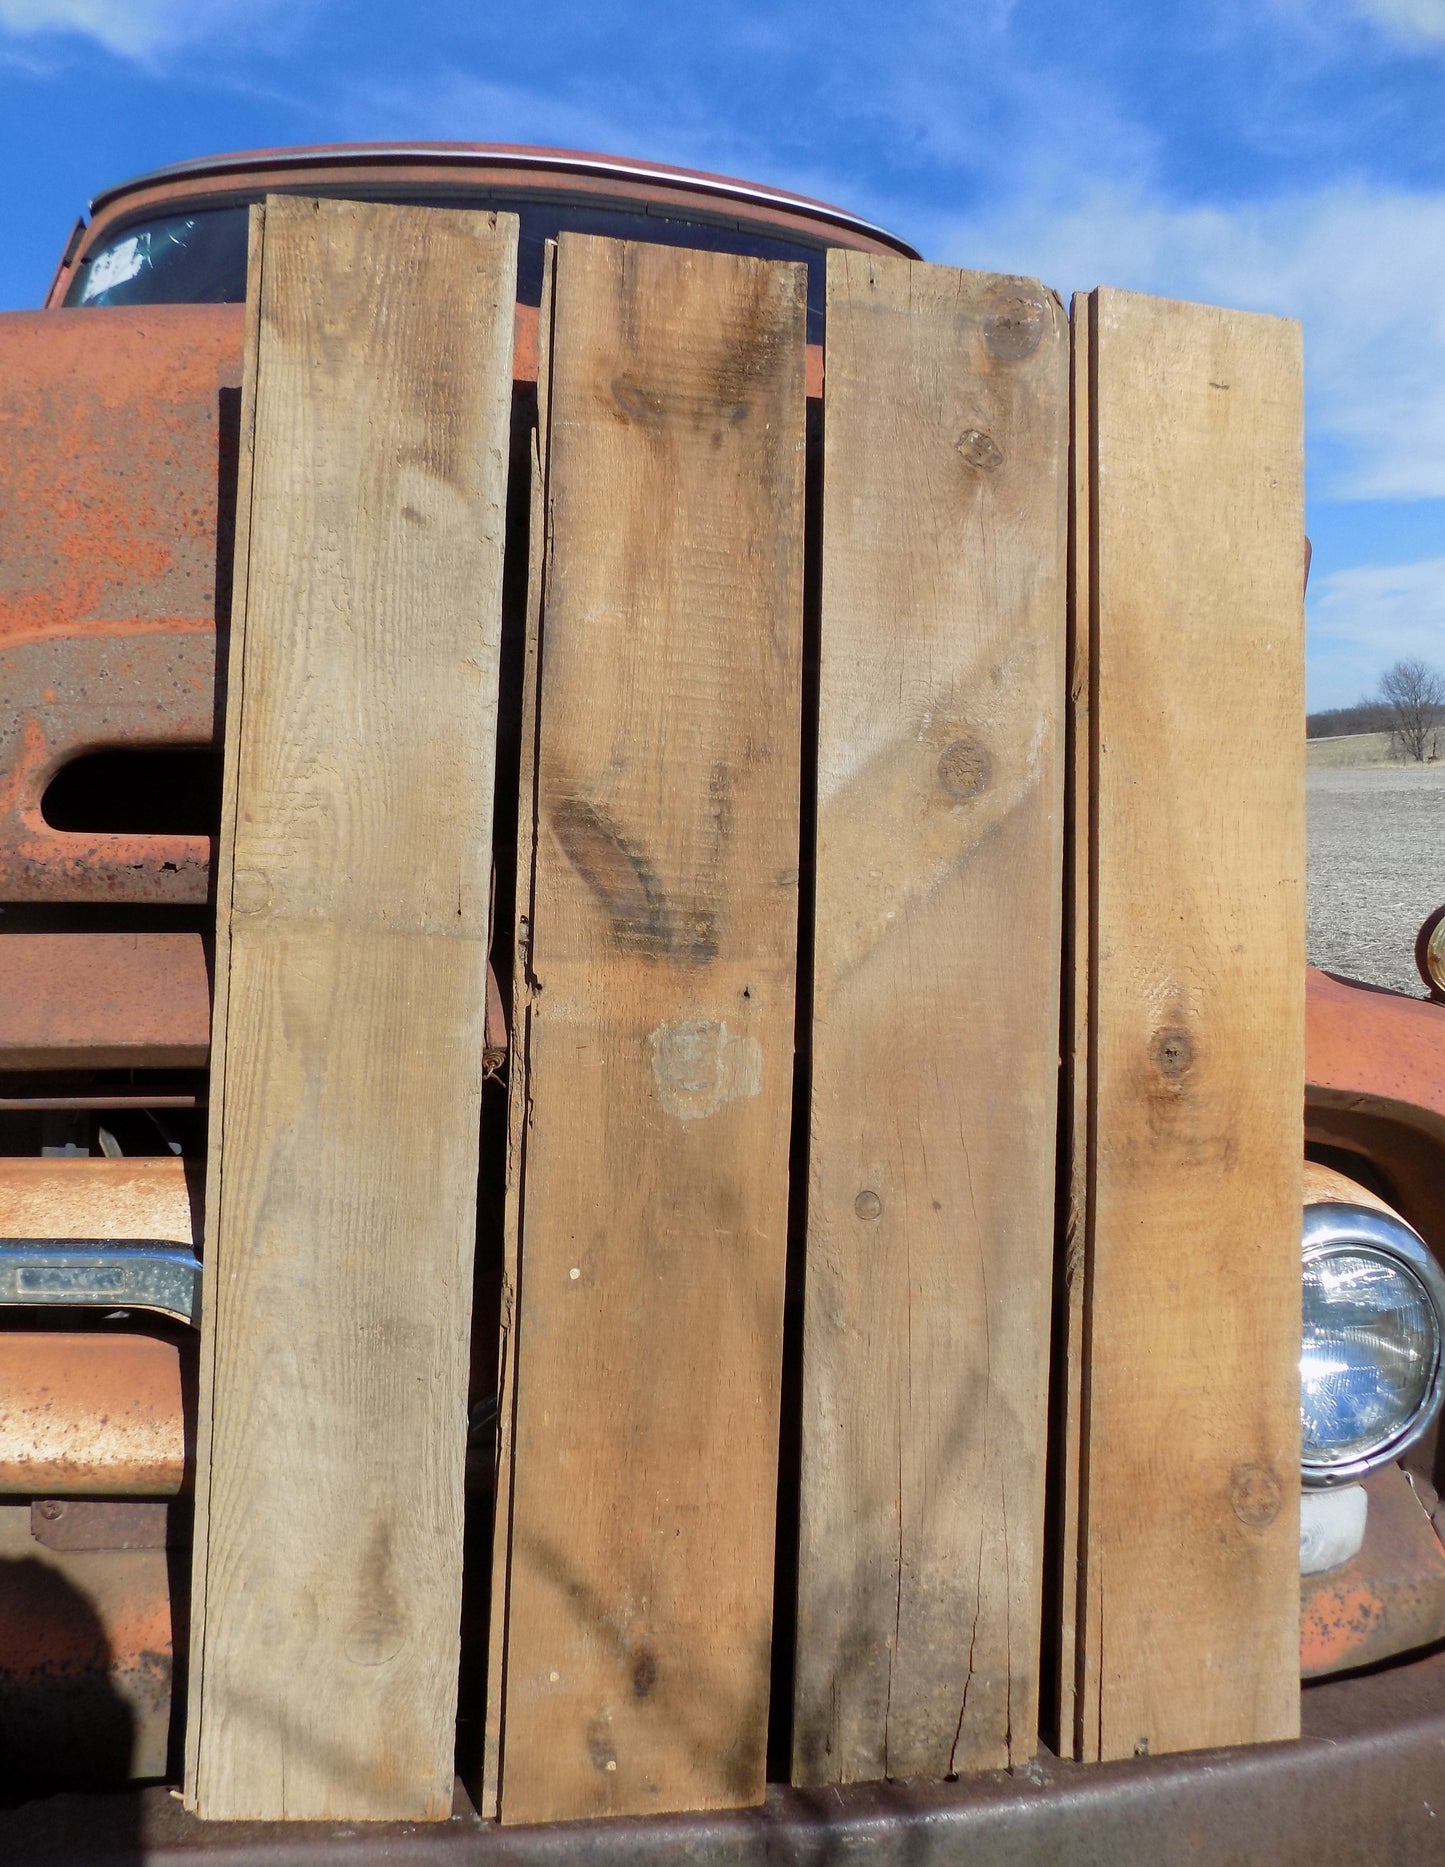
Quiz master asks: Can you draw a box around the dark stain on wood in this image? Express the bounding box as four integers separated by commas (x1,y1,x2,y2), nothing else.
552,794,717,964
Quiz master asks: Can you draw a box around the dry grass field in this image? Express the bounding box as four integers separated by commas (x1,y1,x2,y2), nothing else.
1308,762,1445,996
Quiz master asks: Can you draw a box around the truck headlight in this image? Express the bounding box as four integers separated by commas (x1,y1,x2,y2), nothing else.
1302,1202,1445,1486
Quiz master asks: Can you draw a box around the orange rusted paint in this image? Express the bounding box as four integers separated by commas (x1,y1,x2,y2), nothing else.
0,1332,189,1497
1306,967,1445,1248
1301,1465,1445,1677
0,1154,198,1244
0,306,239,903
0,932,210,1070
0,308,242,638
1307,967,1445,1130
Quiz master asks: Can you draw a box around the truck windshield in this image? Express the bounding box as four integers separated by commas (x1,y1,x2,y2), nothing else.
65,196,832,338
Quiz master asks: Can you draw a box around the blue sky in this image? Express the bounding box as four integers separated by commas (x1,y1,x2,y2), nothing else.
1,0,1442,708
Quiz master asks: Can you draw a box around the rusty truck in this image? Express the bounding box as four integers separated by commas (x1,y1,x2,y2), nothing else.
2,144,1445,1863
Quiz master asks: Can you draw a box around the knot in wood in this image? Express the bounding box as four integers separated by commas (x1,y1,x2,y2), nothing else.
937,737,991,801
1150,1027,1194,1081
1230,1462,1283,1529
984,291,1047,361
956,428,1004,471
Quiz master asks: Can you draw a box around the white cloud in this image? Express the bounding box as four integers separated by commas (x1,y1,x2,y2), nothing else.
342,73,666,170
941,181,1445,502
0,0,290,59
1353,0,1445,43
1309,557,1445,704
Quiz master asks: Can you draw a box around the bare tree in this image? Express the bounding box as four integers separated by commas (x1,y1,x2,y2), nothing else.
1379,657,1445,762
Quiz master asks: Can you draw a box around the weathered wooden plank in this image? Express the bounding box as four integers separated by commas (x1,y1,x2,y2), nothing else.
186,195,517,1822
1056,288,1094,1760
481,239,557,1823
183,199,266,1812
498,234,806,1825
1076,287,1304,1761
792,252,1068,1785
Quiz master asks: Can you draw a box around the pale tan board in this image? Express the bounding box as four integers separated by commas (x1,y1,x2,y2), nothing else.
792,253,1068,1785
184,200,266,1806
1076,287,1304,1761
1056,289,1093,1758
481,239,557,1821
498,234,806,1825
185,195,518,1822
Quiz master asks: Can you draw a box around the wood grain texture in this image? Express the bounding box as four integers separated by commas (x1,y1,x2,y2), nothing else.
497,234,806,1825
481,239,557,1822
1056,289,1093,1759
185,196,517,1821
1076,287,1304,1761
792,252,1068,1785
184,199,265,1809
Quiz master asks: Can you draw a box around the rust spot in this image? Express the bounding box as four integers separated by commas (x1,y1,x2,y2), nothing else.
1231,1463,1283,1529
854,1190,883,1221
956,429,1004,471
1151,1027,1194,1081
632,1648,658,1699
984,291,1047,361
937,738,991,802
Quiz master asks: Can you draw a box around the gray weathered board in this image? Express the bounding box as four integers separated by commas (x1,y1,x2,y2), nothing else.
185,195,517,1822
792,252,1068,1785
494,234,807,1825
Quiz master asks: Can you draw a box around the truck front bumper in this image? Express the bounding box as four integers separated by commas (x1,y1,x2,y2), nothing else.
5,1648,1444,1866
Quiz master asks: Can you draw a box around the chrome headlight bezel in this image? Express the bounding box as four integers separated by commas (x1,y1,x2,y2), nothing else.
1302,1201,1445,1488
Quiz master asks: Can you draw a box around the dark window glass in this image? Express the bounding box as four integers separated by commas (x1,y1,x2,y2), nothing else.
66,193,832,338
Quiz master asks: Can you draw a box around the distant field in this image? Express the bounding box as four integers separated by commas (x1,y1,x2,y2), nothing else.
1308,764,1445,996
1306,730,1398,769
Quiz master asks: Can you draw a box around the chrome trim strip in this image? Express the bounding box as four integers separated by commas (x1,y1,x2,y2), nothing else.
0,1240,200,1326
1301,1201,1445,1487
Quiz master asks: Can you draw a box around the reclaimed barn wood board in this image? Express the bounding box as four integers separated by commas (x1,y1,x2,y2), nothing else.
183,200,265,1813
1075,287,1304,1761
481,239,556,1822
1055,288,1093,1758
498,234,807,1825
185,195,517,1822
792,252,1068,1785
